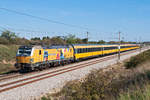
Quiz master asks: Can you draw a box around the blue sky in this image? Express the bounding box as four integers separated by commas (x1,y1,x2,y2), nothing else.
0,0,150,41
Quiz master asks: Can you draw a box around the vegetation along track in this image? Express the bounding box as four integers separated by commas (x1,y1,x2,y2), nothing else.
0,48,143,93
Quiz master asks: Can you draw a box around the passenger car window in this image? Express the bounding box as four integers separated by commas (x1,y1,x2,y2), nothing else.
39,50,41,55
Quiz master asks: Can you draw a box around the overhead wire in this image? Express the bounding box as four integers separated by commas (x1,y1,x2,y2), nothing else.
0,7,89,30
0,25,52,33
0,26,7,30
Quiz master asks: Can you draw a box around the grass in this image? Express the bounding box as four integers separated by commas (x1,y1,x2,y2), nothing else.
0,63,17,74
0,44,18,61
0,44,18,74
118,71,150,100
40,49,150,100
119,85,150,100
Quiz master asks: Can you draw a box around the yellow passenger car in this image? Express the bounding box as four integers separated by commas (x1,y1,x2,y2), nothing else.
73,44,139,60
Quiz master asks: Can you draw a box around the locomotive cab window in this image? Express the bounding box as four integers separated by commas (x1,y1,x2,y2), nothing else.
17,46,32,56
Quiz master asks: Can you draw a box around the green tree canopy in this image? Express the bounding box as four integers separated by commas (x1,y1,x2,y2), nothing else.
31,37,41,40
65,34,77,44
1,30,17,40
98,40,106,44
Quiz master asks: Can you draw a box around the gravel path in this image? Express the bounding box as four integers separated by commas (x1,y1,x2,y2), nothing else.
0,47,149,100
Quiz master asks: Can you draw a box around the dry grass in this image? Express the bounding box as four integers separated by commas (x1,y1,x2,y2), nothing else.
0,44,18,74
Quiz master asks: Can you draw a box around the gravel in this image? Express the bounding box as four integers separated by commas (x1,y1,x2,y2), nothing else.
0,47,149,100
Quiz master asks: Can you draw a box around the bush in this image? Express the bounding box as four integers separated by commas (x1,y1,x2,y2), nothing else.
58,70,121,100
41,96,51,100
125,50,150,69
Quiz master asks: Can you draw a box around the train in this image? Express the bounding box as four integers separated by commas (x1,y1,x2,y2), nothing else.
15,44,139,71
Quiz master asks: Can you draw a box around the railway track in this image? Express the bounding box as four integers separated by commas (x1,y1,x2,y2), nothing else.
0,48,146,93
0,68,52,82
0,62,77,82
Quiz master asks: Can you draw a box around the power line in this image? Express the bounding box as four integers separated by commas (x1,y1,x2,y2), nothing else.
0,29,3,32
0,26,43,38
0,7,89,30
0,26,7,30
0,26,51,33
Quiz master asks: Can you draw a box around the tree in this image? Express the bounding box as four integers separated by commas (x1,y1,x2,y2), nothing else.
31,37,41,40
50,36,66,45
82,38,88,44
108,41,117,44
42,36,50,40
1,30,17,40
66,34,76,44
98,40,106,44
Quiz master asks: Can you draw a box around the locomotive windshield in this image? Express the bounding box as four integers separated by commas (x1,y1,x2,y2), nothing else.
17,46,32,56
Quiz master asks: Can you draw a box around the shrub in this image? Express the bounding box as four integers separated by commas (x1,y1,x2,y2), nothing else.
125,50,150,69
91,94,99,100
41,96,51,100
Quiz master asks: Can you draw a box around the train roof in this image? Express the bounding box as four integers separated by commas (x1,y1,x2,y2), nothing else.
19,44,138,49
72,44,137,46
72,44,137,48
45,45,70,49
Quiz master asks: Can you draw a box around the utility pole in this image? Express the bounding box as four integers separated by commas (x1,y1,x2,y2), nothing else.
139,36,142,52
87,31,89,44
118,31,121,61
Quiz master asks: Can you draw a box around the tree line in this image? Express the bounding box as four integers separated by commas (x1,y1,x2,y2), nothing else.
0,30,136,45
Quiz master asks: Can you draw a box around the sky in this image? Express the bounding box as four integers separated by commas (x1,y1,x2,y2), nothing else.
0,0,150,42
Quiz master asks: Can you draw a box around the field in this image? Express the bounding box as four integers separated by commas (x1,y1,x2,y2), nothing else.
0,44,18,74
41,49,150,100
